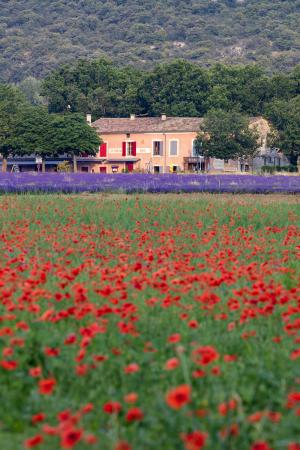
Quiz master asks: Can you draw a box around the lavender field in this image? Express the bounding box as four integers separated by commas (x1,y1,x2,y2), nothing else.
0,173,299,194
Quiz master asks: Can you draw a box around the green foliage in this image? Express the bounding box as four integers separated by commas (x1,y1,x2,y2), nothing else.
0,83,27,158
0,83,101,169
48,113,101,157
40,58,300,119
1,0,300,82
12,105,54,157
57,161,72,172
18,77,45,106
195,109,260,160
136,60,209,116
261,165,298,173
265,95,300,165
41,58,144,118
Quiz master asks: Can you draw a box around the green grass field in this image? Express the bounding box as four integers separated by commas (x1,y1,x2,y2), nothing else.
0,194,299,450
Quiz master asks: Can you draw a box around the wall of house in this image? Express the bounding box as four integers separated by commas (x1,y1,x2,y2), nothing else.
93,131,200,173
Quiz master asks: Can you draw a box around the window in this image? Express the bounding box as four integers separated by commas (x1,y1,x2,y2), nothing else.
169,140,178,156
127,142,134,156
153,141,163,156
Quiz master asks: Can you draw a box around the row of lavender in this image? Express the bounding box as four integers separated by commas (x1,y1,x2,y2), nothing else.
0,173,299,193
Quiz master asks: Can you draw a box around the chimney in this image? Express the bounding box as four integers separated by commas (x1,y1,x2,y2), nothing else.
130,114,136,120
86,114,92,126
161,114,167,121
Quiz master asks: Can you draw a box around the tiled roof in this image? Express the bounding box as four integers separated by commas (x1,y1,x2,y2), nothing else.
92,116,203,134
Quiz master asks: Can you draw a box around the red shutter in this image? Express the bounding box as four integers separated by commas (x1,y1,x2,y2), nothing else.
132,142,137,156
122,142,127,157
99,143,107,157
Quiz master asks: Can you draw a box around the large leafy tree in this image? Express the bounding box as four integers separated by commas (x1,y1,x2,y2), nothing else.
206,65,271,115
195,109,260,163
11,106,55,172
0,83,28,172
137,60,209,116
41,58,143,118
266,96,300,166
48,113,101,172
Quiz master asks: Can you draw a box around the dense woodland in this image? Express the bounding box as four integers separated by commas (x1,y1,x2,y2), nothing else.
1,58,300,168
1,0,300,82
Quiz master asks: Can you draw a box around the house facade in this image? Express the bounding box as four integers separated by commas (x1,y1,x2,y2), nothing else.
0,114,289,173
90,114,282,174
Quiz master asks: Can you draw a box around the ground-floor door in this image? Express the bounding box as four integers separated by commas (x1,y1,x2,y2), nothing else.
126,162,134,172
100,166,107,173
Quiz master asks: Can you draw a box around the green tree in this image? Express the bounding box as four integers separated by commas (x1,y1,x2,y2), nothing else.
266,96,300,166
195,109,260,164
0,83,27,172
41,58,143,118
12,105,55,172
49,113,101,172
18,77,46,106
137,60,210,116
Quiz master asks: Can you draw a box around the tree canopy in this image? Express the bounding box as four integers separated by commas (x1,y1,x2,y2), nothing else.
0,82,101,171
266,96,300,165
0,84,27,170
40,58,300,120
1,0,300,82
195,109,260,161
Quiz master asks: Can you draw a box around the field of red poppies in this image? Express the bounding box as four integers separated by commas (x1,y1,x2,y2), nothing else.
0,194,299,450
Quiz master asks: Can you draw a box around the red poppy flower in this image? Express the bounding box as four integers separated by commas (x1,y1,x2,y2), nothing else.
38,378,56,395
103,401,122,414
164,357,180,370
126,407,144,422
24,434,43,448
115,441,132,450
61,428,83,449
192,346,219,366
251,442,273,450
167,333,181,344
124,392,138,404
0,359,17,370
124,363,140,374
31,412,46,424
181,430,208,450
166,384,191,410
29,367,42,377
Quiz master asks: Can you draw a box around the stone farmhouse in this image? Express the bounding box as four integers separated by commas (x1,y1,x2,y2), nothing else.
88,114,287,174
0,114,288,173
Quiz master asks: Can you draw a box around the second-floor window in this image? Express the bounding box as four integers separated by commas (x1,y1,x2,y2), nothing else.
169,140,178,156
122,141,136,157
153,141,163,156
127,142,134,156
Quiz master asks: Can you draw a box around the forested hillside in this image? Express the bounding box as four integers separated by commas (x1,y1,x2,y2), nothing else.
1,0,300,82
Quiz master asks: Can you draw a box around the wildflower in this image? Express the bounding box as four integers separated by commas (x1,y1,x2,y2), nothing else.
166,384,191,410
103,401,122,414
38,378,56,395
115,441,132,450
124,392,138,404
31,412,46,424
126,407,144,422
164,357,180,370
181,430,208,450
251,442,273,450
24,434,43,448
124,363,140,374
192,346,219,366
61,428,83,448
